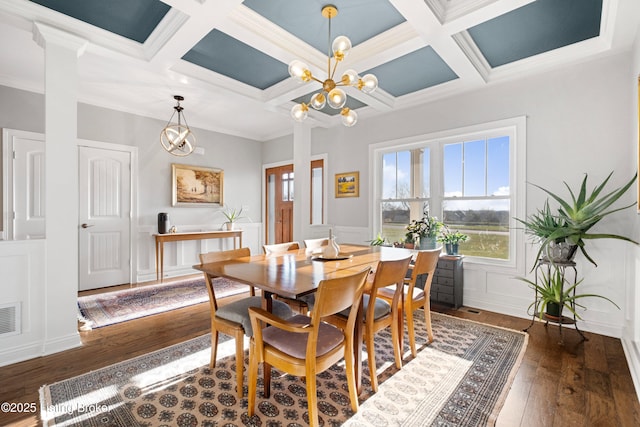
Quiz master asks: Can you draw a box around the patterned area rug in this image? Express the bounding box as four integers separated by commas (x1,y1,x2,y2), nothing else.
77,277,248,329
41,312,527,426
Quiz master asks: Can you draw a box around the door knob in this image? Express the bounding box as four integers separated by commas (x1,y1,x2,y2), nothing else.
81,223,94,228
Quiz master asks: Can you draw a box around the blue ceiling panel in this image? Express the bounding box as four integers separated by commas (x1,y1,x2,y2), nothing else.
467,0,602,68
29,0,170,43
365,46,458,97
182,30,289,90
292,92,368,116
243,0,405,54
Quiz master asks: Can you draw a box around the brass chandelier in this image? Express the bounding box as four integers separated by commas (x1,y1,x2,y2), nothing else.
160,95,196,156
289,5,378,127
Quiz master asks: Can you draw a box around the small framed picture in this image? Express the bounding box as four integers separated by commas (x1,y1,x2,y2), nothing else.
335,171,359,198
172,163,223,206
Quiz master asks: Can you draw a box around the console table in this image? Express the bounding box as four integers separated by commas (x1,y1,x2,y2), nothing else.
154,230,243,282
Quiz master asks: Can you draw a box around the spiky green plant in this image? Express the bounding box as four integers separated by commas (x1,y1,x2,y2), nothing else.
517,267,619,320
516,200,568,243
368,232,388,246
221,207,244,223
519,171,638,266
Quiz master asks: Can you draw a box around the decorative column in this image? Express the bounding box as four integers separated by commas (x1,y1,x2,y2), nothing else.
292,122,311,243
33,22,87,354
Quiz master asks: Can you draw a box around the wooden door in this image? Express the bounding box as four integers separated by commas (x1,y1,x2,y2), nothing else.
265,165,294,245
78,145,132,290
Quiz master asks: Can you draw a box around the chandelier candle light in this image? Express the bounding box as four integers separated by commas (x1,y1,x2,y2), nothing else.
160,95,196,156
289,5,378,127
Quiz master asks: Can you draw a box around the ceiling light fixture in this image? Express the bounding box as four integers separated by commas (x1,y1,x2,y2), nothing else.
289,5,378,127
160,95,196,156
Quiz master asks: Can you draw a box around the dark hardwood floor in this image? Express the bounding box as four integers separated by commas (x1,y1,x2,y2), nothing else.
0,277,638,426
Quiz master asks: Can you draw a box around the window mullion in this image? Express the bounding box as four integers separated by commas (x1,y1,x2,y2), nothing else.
431,143,443,219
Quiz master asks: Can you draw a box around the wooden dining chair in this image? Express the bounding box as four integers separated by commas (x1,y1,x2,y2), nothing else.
378,247,441,357
199,247,293,397
327,256,412,392
247,267,371,427
262,241,308,313
303,238,329,251
263,241,300,254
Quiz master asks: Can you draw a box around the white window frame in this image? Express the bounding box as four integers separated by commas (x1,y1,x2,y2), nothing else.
370,117,526,274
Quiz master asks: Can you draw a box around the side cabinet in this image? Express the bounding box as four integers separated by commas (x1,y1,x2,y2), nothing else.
430,255,464,308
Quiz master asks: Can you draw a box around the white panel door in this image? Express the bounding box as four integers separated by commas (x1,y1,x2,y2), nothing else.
12,136,45,240
78,146,131,290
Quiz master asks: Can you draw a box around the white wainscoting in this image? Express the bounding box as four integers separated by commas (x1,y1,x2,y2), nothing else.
333,226,371,247
0,240,46,366
334,226,624,338
136,222,264,283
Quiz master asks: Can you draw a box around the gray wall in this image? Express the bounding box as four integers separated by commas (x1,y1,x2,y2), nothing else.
0,87,264,234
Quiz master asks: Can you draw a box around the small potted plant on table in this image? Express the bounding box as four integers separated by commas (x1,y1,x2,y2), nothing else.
438,226,468,255
403,231,415,249
221,207,244,230
406,210,443,250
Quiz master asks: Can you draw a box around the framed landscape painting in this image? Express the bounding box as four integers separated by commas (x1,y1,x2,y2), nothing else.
335,171,359,198
172,163,223,207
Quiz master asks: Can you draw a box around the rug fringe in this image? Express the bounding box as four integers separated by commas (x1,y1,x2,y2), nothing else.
38,385,52,427
77,305,93,331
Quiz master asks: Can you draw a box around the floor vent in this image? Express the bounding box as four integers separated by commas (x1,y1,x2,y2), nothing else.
0,303,21,337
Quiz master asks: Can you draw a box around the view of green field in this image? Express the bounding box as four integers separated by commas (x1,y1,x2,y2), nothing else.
381,223,510,260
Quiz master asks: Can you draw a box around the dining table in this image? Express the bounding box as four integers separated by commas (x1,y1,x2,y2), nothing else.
193,243,415,394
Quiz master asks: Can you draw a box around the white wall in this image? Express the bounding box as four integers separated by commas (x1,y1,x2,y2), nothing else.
622,27,640,401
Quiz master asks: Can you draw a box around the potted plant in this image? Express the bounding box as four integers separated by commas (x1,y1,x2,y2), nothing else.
438,226,469,255
516,171,638,266
406,210,443,250
517,266,619,320
221,207,244,230
516,200,577,263
403,231,415,249
368,232,390,246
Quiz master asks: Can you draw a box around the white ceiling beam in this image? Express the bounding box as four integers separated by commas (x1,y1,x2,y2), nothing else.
390,0,486,87
147,0,244,68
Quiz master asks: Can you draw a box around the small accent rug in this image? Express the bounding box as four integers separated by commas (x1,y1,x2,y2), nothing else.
42,312,527,426
77,277,248,329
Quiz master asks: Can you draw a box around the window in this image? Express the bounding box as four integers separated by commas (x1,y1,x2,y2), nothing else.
282,172,294,201
374,118,525,268
442,136,511,260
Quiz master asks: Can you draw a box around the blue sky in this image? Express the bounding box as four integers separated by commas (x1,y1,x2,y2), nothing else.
383,136,510,210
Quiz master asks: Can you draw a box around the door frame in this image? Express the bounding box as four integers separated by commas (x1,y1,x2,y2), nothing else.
78,138,138,287
263,161,293,245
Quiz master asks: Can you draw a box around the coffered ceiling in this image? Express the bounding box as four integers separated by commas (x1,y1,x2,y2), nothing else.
0,0,637,140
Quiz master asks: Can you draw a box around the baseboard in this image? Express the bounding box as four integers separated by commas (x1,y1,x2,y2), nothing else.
0,341,45,367
621,339,640,403
464,297,623,338
43,333,82,356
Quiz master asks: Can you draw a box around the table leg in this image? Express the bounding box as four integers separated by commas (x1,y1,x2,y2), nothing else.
155,239,160,282
159,241,164,283
398,290,405,356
